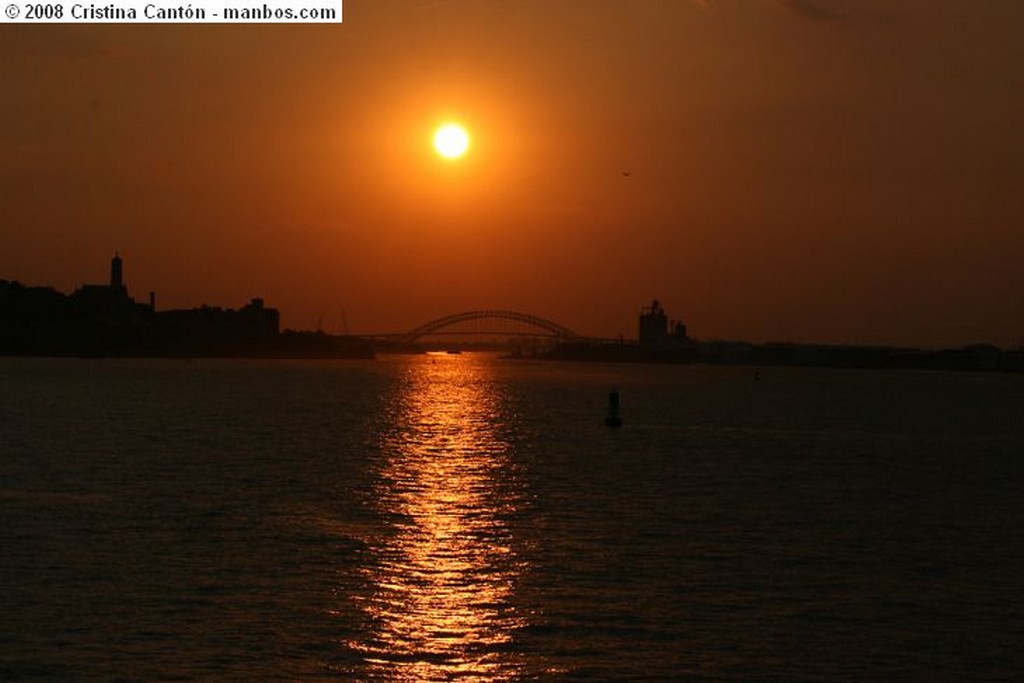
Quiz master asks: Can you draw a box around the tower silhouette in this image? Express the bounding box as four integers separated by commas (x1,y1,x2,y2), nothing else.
110,252,123,289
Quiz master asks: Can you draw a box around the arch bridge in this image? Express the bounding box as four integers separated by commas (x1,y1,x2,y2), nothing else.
391,310,581,345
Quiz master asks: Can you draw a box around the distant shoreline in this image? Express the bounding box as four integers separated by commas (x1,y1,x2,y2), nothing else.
524,339,1024,374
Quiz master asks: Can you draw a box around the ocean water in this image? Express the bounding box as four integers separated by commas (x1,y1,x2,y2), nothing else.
1,354,1022,681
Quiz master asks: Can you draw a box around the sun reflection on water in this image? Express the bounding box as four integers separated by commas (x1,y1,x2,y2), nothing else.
354,354,527,681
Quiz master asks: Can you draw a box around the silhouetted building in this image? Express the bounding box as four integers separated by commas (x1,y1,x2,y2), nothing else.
639,299,689,346
542,299,696,364
154,298,279,354
68,253,138,314
1,254,283,356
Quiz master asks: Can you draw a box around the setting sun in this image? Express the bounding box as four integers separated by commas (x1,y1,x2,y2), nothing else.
433,123,470,159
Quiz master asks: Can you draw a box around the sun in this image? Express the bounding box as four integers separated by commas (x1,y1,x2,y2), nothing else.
433,123,470,159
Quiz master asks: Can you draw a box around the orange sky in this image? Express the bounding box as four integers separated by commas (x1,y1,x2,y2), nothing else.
2,1,1022,347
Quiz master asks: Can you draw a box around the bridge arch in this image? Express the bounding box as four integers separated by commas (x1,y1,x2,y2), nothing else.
396,310,580,344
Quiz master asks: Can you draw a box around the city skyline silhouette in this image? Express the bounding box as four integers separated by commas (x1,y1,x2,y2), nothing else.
4,252,1021,372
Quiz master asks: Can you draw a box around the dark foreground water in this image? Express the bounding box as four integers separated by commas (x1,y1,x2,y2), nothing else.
1,355,1022,681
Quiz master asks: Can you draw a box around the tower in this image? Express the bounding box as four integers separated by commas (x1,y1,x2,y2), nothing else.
110,252,123,289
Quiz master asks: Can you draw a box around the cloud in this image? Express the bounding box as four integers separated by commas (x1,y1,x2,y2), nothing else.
690,1,851,22
774,0,847,23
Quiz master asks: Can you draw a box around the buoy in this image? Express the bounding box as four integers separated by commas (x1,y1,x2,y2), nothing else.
604,388,623,428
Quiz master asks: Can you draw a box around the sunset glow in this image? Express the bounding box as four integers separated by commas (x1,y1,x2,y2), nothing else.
3,2,1024,348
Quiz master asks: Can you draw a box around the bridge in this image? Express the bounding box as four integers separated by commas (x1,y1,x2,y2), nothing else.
378,310,583,345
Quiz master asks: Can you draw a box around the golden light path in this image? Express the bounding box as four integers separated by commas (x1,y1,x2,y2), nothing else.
354,353,527,681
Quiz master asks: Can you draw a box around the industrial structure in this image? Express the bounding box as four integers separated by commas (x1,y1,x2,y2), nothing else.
638,299,689,347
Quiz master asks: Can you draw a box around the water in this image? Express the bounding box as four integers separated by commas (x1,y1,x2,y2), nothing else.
1,355,1022,681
